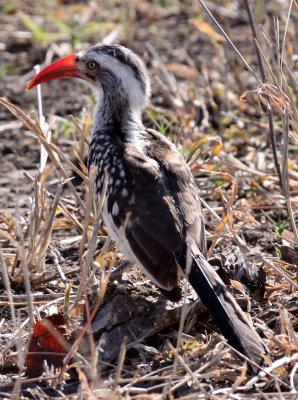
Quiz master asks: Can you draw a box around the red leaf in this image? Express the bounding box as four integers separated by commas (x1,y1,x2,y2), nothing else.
25,314,70,377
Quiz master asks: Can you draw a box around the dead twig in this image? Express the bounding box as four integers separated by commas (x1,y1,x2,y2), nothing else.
243,0,282,186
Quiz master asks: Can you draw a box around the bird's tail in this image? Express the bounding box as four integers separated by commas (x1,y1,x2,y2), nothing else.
178,242,268,367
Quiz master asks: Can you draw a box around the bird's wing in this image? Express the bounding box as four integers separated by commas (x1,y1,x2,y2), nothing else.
145,128,207,258
117,138,183,292
115,128,207,292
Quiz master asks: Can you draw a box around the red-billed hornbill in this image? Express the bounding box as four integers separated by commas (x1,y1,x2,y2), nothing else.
27,44,268,366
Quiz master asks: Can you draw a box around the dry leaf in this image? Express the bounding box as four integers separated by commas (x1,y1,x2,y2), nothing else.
190,18,225,43
25,314,70,377
230,279,246,294
165,63,197,78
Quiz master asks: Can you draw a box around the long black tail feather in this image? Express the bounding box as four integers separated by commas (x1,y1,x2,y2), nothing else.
178,243,268,367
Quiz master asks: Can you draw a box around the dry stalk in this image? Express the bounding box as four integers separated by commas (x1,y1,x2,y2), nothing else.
289,362,298,393
11,311,25,399
197,0,262,86
0,97,87,211
121,364,175,394
48,247,68,284
166,341,202,389
281,112,298,244
69,170,107,385
1,315,30,359
10,221,35,397
0,247,17,330
243,3,298,246
57,171,110,383
221,361,248,400
28,182,63,271
69,114,90,146
161,246,200,399
243,0,282,186
244,353,298,390
279,308,298,352
113,336,128,390
160,349,230,399
71,168,107,309
279,0,294,91
33,64,51,174
27,175,42,249
57,199,84,232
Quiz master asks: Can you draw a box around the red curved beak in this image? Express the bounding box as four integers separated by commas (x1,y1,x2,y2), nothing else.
26,54,82,91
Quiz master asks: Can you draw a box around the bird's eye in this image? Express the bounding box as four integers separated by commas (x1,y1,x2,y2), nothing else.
86,61,97,69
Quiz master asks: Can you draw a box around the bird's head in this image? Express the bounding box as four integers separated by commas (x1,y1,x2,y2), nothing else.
27,44,151,115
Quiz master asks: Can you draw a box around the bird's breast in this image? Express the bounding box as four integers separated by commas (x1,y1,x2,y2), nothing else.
88,135,129,196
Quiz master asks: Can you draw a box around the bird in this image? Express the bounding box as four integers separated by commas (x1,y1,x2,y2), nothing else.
27,44,268,367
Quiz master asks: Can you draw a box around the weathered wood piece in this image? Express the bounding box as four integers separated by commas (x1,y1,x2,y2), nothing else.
91,271,202,364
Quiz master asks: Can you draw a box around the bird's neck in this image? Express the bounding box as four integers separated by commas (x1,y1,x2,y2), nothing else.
92,91,144,140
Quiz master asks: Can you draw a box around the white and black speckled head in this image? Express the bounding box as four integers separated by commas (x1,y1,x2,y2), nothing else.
75,44,151,115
